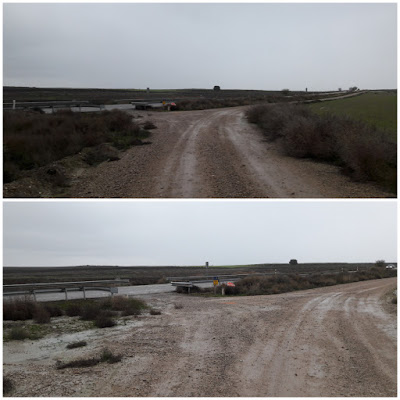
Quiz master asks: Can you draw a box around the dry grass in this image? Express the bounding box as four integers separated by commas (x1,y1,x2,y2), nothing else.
56,348,122,369
3,109,148,183
246,104,397,192
4,298,41,321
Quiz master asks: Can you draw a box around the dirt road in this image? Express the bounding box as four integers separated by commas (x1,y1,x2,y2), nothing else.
4,278,396,397
65,107,390,198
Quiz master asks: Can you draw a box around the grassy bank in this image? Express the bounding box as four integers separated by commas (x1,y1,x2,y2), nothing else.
3,109,150,183
309,92,397,139
246,103,397,193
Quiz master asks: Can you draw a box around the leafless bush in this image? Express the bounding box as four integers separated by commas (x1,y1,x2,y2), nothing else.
94,312,116,328
109,296,147,316
65,303,82,317
33,307,51,324
80,303,102,321
3,298,37,321
246,104,397,192
3,110,146,183
56,348,122,369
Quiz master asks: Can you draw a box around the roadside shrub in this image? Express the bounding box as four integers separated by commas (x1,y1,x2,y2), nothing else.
33,306,51,324
56,348,122,369
94,312,116,328
80,303,102,321
150,309,162,315
3,110,145,183
6,327,30,341
205,268,397,297
65,303,82,317
391,295,397,304
100,348,122,364
44,304,63,318
66,341,87,349
110,296,146,316
3,298,37,321
246,103,397,192
3,377,13,395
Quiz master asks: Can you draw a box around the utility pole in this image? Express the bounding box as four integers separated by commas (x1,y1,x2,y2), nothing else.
205,261,209,279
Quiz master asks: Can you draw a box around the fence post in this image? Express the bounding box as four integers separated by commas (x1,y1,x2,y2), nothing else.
64,288,68,301
82,287,86,300
13,100,16,110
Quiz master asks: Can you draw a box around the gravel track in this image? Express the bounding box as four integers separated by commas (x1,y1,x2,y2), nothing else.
65,107,391,198
4,278,396,396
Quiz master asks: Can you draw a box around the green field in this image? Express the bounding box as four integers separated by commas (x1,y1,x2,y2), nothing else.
309,92,397,140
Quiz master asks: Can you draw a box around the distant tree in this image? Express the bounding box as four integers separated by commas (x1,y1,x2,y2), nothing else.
349,86,358,92
375,260,385,268
213,86,221,91
282,89,290,96
289,259,298,265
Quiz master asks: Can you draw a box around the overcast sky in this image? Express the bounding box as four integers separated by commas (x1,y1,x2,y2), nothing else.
3,201,397,267
3,2,397,91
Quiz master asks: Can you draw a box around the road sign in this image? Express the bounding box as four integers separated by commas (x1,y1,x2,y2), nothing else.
227,282,235,287
213,279,219,286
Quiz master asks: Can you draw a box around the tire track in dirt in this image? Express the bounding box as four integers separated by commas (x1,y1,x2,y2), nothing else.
59,106,392,198
4,279,396,397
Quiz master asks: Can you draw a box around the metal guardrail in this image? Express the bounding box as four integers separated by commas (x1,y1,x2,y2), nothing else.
3,279,129,289
3,100,105,112
3,279,129,301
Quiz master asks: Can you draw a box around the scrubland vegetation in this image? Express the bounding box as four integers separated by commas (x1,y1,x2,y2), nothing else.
3,296,149,340
56,348,122,370
246,102,397,193
192,267,397,297
3,110,150,183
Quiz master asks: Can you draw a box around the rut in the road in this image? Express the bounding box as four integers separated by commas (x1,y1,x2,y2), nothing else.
63,107,392,198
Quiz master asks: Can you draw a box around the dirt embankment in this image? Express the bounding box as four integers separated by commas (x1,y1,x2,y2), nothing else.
5,106,392,198
3,278,397,397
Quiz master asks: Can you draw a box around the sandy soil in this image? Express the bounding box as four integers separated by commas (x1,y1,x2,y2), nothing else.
5,106,391,198
3,278,396,397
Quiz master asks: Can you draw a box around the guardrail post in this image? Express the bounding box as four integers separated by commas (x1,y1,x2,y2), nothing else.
32,290,37,302
64,288,68,301
13,100,16,110
82,287,86,300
